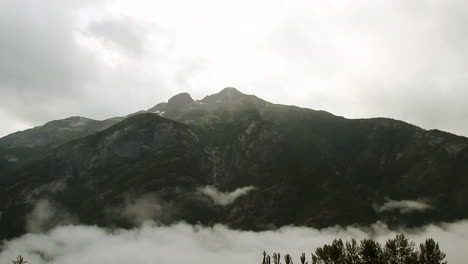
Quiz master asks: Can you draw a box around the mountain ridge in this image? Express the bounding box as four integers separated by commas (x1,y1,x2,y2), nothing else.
4,88,463,144
1,88,467,239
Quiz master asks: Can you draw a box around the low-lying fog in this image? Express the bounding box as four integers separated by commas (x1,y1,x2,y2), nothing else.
1,220,467,264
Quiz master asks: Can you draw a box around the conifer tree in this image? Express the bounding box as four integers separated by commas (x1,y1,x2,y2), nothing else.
344,239,360,264
285,254,293,264
418,238,446,264
12,256,28,264
273,253,282,264
384,234,418,264
359,239,384,264
300,252,308,264
312,239,345,264
261,234,447,264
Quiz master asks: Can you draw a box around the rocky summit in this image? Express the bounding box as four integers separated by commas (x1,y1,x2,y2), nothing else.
1,88,468,239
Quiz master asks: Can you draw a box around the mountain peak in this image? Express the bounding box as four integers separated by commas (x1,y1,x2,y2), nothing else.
166,92,194,111
168,92,194,105
199,87,263,107
217,87,244,97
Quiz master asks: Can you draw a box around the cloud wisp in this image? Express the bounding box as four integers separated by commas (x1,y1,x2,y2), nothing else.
1,221,468,264
375,199,433,214
25,199,78,233
198,185,255,206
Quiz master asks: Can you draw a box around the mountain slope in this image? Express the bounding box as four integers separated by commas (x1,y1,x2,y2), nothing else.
0,114,214,238
0,116,123,177
0,116,122,149
1,88,468,239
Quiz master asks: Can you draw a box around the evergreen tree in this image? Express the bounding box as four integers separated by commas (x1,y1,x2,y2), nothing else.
273,253,282,264
261,234,447,264
312,239,345,264
359,239,384,264
343,239,360,264
384,234,418,264
418,239,446,264
285,254,293,264
300,252,308,264
12,256,28,264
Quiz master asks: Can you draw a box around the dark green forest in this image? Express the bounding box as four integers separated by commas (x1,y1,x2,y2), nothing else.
262,234,446,264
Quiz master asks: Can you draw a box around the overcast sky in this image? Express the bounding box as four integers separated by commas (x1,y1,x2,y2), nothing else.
1,0,468,137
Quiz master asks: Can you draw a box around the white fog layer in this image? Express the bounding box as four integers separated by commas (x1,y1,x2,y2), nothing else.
1,221,468,264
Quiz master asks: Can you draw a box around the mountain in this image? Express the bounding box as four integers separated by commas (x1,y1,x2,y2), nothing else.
147,87,273,124
0,116,122,176
1,88,467,239
0,116,120,149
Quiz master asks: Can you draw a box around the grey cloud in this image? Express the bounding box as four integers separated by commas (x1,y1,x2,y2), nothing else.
198,185,255,206
26,199,78,233
110,193,177,225
375,199,432,214
87,16,161,56
0,1,176,137
267,0,468,136
0,221,467,264
3,0,468,138
0,1,100,95
0,1,100,124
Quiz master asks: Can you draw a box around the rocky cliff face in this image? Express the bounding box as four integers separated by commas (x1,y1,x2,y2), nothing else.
1,88,468,239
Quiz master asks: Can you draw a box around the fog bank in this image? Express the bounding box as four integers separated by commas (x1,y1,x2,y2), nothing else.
1,221,467,264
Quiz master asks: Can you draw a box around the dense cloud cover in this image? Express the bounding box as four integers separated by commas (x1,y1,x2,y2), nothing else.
1,221,467,264
1,0,468,137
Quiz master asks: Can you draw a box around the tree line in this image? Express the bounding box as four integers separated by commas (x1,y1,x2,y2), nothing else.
11,234,447,264
261,234,446,264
